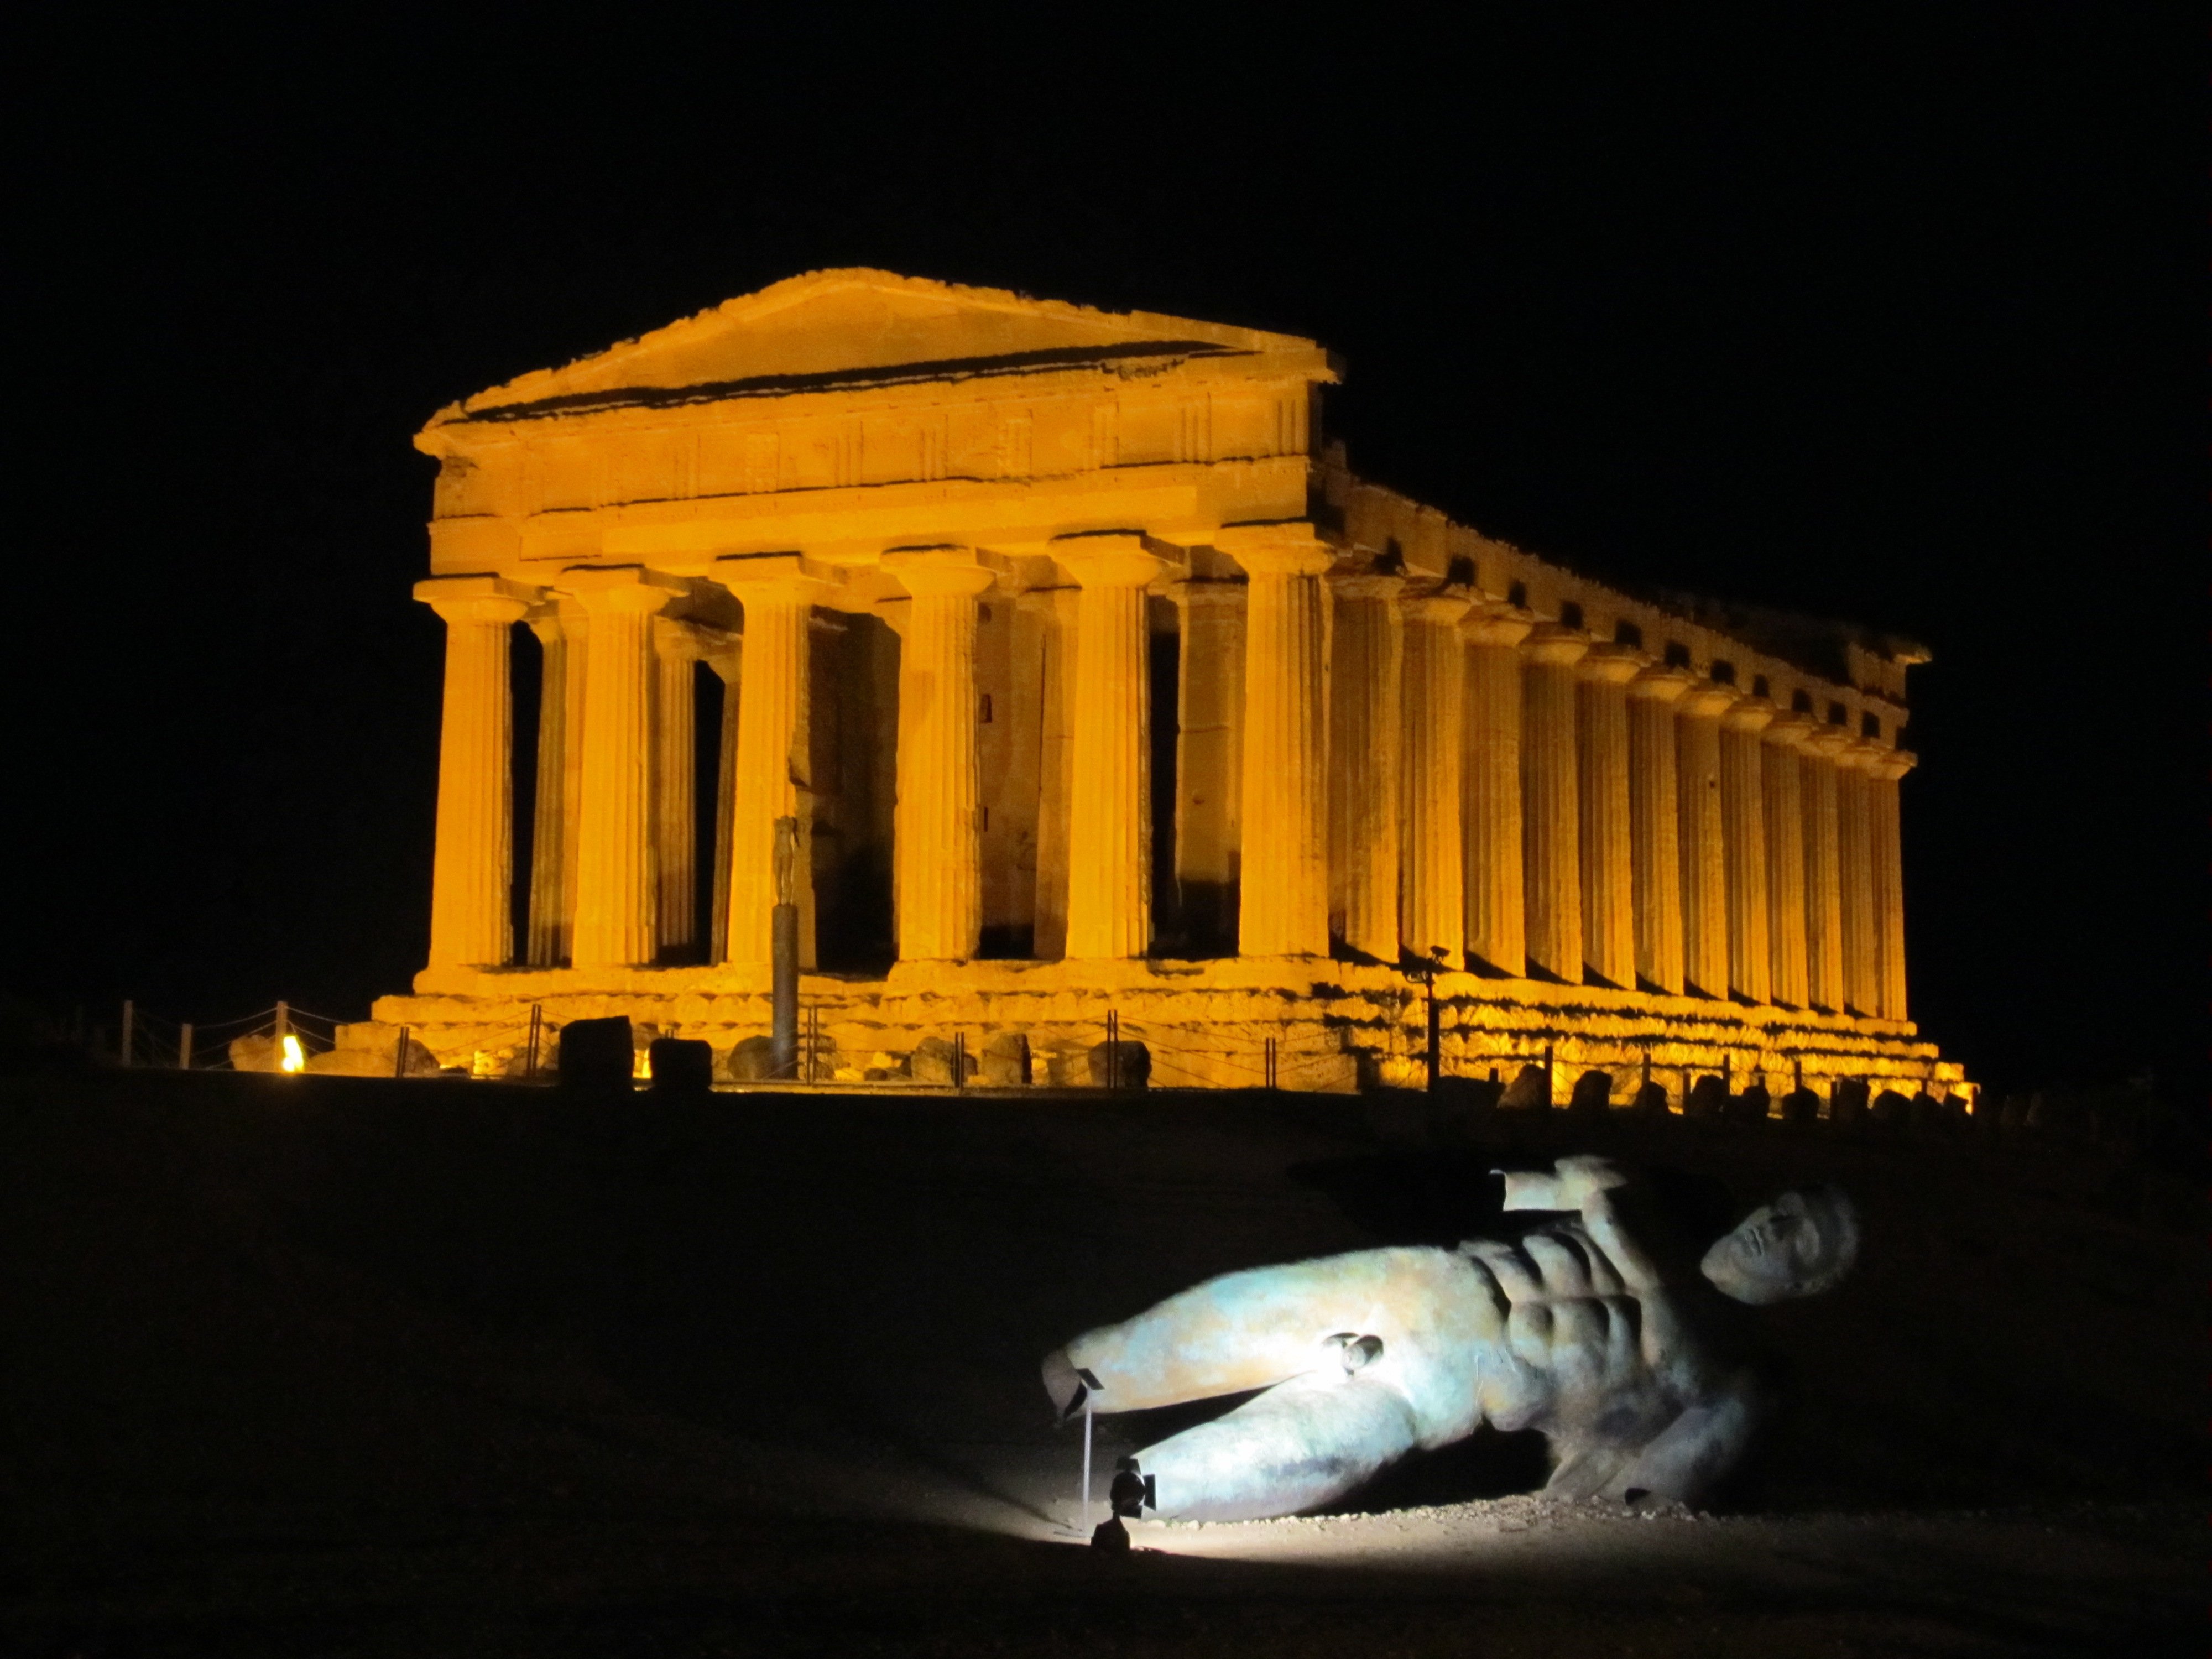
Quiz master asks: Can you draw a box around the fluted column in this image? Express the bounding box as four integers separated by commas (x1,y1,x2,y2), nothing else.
1760,712,1815,1008
565,567,684,969
1575,644,1640,989
1676,681,1734,999
525,601,586,967
1720,696,1775,1004
714,556,837,967
1327,574,1402,961
1869,748,1916,1020
1626,664,1689,994
418,576,533,969
1399,587,1470,964
705,639,743,966
1800,724,1849,1013
1462,604,1532,976
652,618,699,959
1025,587,1079,959
1058,535,1173,959
886,547,997,962
1521,624,1588,983
1837,740,1879,1016
1172,581,1245,954
1219,525,1333,959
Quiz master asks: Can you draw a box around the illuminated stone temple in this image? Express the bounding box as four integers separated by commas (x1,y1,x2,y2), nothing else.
350,269,1966,1101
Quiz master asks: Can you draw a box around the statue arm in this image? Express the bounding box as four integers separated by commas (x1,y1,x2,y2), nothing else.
1500,1155,1631,1213
1047,1254,1405,1417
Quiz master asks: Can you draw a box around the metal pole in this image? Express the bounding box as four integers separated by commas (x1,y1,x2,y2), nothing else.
525,1004,541,1079
1543,1042,1554,1105
275,1001,290,1041
394,1027,410,1079
1081,1399,1094,1533
771,816,800,1081
178,1022,194,1071
120,1000,134,1068
1424,979,1441,1089
807,1006,818,1085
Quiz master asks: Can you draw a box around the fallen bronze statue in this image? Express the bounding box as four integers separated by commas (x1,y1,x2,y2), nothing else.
1042,1156,1859,1521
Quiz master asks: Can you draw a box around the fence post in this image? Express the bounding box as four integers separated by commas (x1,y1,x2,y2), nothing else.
394,1026,410,1079
120,1000,134,1068
178,1022,194,1071
525,1004,541,1079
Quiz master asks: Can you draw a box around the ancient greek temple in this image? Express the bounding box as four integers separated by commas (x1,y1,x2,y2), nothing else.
352,269,1965,1102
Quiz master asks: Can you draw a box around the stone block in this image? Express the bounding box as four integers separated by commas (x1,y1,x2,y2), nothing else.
1729,1084,1772,1125
1871,1089,1911,1129
910,1036,974,1085
1684,1074,1729,1121
1629,1080,1671,1118
1499,1064,1551,1111
228,1033,287,1073
558,1016,634,1092
980,1031,1030,1087
1087,1039,1150,1089
724,1035,781,1082
1779,1088,1822,1126
648,1037,713,1094
1566,1069,1614,1117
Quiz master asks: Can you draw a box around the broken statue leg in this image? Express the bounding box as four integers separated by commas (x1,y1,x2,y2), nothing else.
1129,1370,1421,1522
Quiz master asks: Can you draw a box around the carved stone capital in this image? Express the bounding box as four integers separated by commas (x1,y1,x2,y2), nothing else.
1214,521,1334,580
414,573,538,627
1521,622,1591,668
561,565,686,616
1575,641,1645,685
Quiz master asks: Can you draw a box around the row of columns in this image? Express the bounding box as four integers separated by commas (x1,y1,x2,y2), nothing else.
418,528,1912,1021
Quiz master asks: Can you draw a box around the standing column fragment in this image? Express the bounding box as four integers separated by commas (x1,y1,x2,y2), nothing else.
1221,525,1333,959
1462,604,1533,977
1760,712,1815,1008
887,549,998,963
1398,587,1469,966
565,567,684,970
1058,536,1175,959
706,639,743,966
1720,696,1776,1005
1520,624,1588,983
1869,748,1916,1020
1575,644,1641,989
715,556,837,967
1326,575,1403,962
418,576,534,970
1800,724,1849,1013
1626,664,1690,994
1675,681,1735,999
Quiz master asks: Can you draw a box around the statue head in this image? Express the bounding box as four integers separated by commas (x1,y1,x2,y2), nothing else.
1700,1185,1860,1305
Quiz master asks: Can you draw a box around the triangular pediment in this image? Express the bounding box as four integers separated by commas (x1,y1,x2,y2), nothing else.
434,269,1325,427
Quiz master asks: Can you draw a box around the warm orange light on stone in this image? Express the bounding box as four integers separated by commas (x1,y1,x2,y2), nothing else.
348,269,1959,1102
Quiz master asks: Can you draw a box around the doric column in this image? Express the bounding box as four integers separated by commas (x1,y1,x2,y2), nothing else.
1574,643,1641,989
1675,681,1735,999
713,555,838,967
1462,604,1532,976
885,547,998,962
1837,740,1879,1016
1399,586,1470,965
565,566,684,969
1760,711,1815,1008
1626,664,1689,994
1172,580,1245,955
1720,695,1775,1004
1869,747,1916,1020
1057,534,1175,959
1218,524,1333,959
417,576,534,969
525,600,586,968
1022,587,1079,959
1520,623,1588,983
705,638,743,966
1799,723,1849,1013
652,617,699,960
1326,573,1403,962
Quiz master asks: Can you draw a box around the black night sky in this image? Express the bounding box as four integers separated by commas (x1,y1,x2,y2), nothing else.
11,9,2201,1104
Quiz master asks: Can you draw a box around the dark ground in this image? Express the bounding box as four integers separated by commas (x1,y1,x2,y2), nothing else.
2,1072,2199,1656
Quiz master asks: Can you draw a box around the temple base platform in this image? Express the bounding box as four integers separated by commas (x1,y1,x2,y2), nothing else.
337,958,1969,1103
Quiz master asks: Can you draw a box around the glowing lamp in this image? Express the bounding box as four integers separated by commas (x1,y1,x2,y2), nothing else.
279,1034,307,1073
